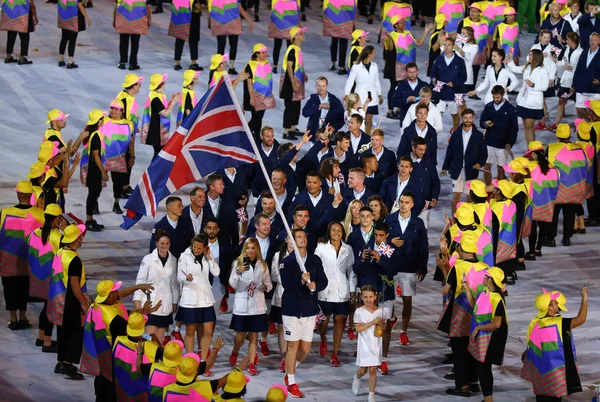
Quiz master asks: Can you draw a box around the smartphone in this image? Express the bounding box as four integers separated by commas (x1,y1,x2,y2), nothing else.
146,292,151,303
367,91,372,100
141,333,151,341
243,257,250,266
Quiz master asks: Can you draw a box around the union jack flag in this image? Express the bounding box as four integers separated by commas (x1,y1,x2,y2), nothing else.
433,81,445,93
121,77,258,229
454,94,464,106
247,281,257,297
377,243,395,258
550,45,562,57
236,208,248,222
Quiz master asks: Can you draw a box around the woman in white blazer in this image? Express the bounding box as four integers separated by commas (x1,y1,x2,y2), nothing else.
228,237,273,376
553,32,583,128
454,27,479,94
344,45,383,134
176,234,220,359
507,49,549,144
315,221,356,368
530,29,558,130
133,229,180,343
269,240,293,373
468,48,520,104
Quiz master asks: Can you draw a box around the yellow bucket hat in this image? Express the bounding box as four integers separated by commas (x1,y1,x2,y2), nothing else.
110,99,125,110
223,367,248,394
555,123,571,140
44,203,63,217
176,353,200,383
290,26,307,39
577,121,591,141
27,161,49,179
149,73,168,91
485,267,505,289
536,293,551,318
459,230,478,253
504,6,517,15
38,141,61,163
16,180,33,194
87,109,107,126
95,280,123,303
435,13,446,29
504,159,527,175
121,73,144,88
126,312,148,337
494,179,517,199
351,29,369,41
253,43,269,53
455,202,475,226
266,385,288,402
466,180,487,198
62,223,86,244
183,70,201,86
163,340,185,368
524,140,544,156
587,99,600,117
46,109,70,125
555,292,568,312
210,53,229,70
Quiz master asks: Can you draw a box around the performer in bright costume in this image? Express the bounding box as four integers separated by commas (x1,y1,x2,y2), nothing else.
574,121,595,233
435,0,464,34
268,0,300,73
213,367,249,402
504,158,532,272
457,3,491,90
162,353,216,401
1,0,38,64
114,0,150,70
494,7,520,62
280,26,308,139
521,287,588,401
379,0,412,38
0,181,44,330
348,29,367,67
170,0,203,72
244,43,276,142
28,203,63,352
490,180,518,284
57,0,91,69
322,0,356,74
47,223,89,380
464,267,508,402
177,69,201,127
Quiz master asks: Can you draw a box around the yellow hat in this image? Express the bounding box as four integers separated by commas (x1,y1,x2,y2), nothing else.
223,367,248,394
16,180,33,194
587,100,600,117
176,353,200,383
577,121,591,141
495,179,517,199
524,140,544,156
555,123,571,140
38,141,60,163
126,312,148,337
95,280,123,303
351,29,369,41
210,53,229,70
536,293,551,318
504,159,527,175
27,161,49,179
514,156,530,169
435,13,446,29
455,202,475,226
46,109,70,125
527,160,537,171
253,43,269,53
555,292,568,312
183,70,201,86
87,109,107,126
485,267,505,289
163,340,185,368
110,99,125,110
467,180,487,198
44,203,63,217
121,73,145,88
62,223,86,244
266,385,288,402
149,73,168,91
390,15,402,26
290,26,307,39
469,3,482,11
504,6,517,15
459,230,478,253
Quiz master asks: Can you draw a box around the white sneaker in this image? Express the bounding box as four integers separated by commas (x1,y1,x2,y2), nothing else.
367,393,376,402
352,375,361,395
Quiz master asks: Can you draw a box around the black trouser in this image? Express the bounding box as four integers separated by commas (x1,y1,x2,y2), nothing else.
6,31,30,56
368,0,384,17
111,171,127,199
550,204,576,240
59,29,78,57
300,0,308,12
388,79,398,110
57,323,84,364
536,397,562,402
2,276,29,311
152,144,162,160
175,38,199,61
475,361,493,397
283,99,301,129
248,109,265,143
273,38,291,66
125,150,133,187
95,374,117,402
472,64,482,88
40,301,54,337
216,35,238,61
450,336,477,388
411,0,422,19
587,180,600,220
529,220,551,252
330,37,348,69
156,0,163,9
119,34,140,66
575,204,584,217
241,0,259,13
86,184,103,216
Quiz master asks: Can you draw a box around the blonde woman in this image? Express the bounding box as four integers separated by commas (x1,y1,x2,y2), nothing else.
454,26,479,95
344,93,368,132
228,237,273,376
342,199,364,240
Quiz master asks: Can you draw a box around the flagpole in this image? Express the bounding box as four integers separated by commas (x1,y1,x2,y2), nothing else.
223,77,312,280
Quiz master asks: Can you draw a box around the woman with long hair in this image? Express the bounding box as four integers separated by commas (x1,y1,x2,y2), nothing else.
551,32,583,129
344,93,368,132
342,199,364,239
367,195,389,224
507,49,549,145
320,157,345,195
467,48,519,104
529,29,557,131
453,26,479,103
228,237,273,376
244,44,276,143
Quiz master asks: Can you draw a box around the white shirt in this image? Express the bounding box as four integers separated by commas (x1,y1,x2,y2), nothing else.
315,242,356,302
564,12,581,33
372,147,384,160
177,248,220,308
361,228,373,244
415,122,428,138
455,43,478,85
208,239,220,265
262,144,274,157
256,235,270,261
167,215,178,229
319,94,329,121
398,213,411,233
317,148,329,162
334,148,347,163
444,53,455,65
350,132,362,154
396,176,410,201
276,190,288,207
224,168,236,184
308,190,323,207
462,128,473,158
493,100,506,111
587,48,599,68
407,79,418,91
353,187,366,200
189,206,203,235
207,195,221,217
410,152,422,164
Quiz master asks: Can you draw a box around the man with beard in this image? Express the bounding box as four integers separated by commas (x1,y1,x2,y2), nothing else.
204,218,233,314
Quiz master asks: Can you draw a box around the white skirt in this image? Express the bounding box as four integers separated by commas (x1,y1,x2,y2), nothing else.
354,307,383,367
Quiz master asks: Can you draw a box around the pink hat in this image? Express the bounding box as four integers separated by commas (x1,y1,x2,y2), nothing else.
556,0,567,4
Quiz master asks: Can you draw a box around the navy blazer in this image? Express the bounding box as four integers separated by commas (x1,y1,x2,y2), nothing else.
397,121,438,166
182,204,204,235
301,92,345,139
538,16,573,57
287,189,334,223
364,171,385,194
360,146,397,178
430,54,467,101
301,142,334,177
384,212,428,275
379,175,416,212
572,48,600,94
348,131,371,159
579,12,600,49
479,101,518,149
342,186,376,206
277,225,318,253
203,198,239,250
411,159,441,208
280,252,328,318
442,124,488,181
217,169,248,210
392,78,429,119
335,150,360,180
255,192,292,218
246,213,285,241
251,141,280,197
149,215,195,259
275,147,301,196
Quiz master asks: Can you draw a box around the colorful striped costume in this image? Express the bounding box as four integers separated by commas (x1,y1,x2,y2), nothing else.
576,140,595,199
268,0,300,39
530,162,559,222
58,0,79,32
473,201,493,233
115,0,149,35
113,336,159,402
491,199,517,264
467,289,507,362
47,248,87,326
169,0,194,41
28,227,62,299
480,0,508,36
141,92,171,146
103,118,133,174
247,60,276,111
380,1,412,39
436,0,465,34
177,88,198,127
547,142,587,205
80,130,107,187
208,0,242,36
322,0,356,39
462,17,490,65
162,381,213,401
148,362,177,402
118,90,141,133
0,0,31,33
388,30,416,81
495,21,520,59
280,44,306,101
0,206,44,277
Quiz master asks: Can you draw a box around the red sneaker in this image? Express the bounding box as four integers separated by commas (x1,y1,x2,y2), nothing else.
259,340,271,356
547,123,558,132
254,353,258,364
280,360,286,373
378,361,390,374
287,384,304,398
284,374,289,386
229,350,238,366
330,355,342,367
400,332,410,345
220,297,228,313
247,363,258,376
388,316,399,331
319,339,327,356
534,121,547,131
171,330,183,342
268,322,277,334
202,369,212,377
347,327,357,340
161,335,172,346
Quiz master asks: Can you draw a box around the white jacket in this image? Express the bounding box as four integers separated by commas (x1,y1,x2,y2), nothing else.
229,260,273,316
177,248,220,308
507,62,550,110
455,43,479,85
530,43,557,80
134,250,180,316
344,62,382,108
270,251,288,308
557,46,583,88
315,241,356,303
564,12,581,33
401,102,444,134
475,65,520,104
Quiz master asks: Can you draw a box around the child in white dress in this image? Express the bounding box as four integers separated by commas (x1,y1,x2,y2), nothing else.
352,285,384,402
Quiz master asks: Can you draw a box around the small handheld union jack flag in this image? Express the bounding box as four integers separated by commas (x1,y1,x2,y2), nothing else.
550,45,562,57
552,27,558,37
236,208,248,222
315,306,326,328
455,94,464,106
377,243,395,258
247,281,257,297
433,81,446,93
